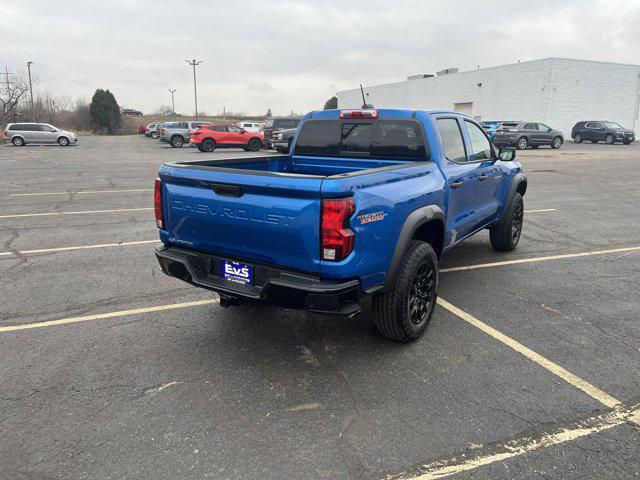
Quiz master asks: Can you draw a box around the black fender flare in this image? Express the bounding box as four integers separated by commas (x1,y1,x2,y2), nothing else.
383,205,445,291
501,172,527,219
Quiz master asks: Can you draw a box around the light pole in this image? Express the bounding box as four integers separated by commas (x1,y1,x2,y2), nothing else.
168,88,177,117
27,61,34,121
185,59,202,118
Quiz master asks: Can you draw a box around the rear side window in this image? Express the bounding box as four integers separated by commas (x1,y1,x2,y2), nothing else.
523,123,537,130
209,125,227,132
436,118,466,162
275,119,300,129
8,124,23,130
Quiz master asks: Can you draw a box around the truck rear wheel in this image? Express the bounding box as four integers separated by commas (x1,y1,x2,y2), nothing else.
489,192,523,251
372,241,438,343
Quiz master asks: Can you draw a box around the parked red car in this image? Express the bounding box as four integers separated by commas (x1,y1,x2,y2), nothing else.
137,124,148,134
190,124,264,152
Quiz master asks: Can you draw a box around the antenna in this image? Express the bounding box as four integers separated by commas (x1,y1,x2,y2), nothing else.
359,84,374,109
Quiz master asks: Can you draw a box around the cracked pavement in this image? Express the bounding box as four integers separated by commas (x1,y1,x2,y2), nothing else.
0,137,639,479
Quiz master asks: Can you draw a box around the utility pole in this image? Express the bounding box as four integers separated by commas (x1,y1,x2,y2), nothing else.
27,61,34,121
185,59,202,118
168,88,177,117
2,66,13,93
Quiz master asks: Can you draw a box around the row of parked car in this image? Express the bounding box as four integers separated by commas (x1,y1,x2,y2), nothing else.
482,120,635,149
139,116,303,152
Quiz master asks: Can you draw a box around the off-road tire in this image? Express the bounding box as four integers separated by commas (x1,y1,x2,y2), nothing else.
12,136,25,146
372,241,438,343
490,192,524,251
170,135,184,148
516,137,528,150
573,133,583,143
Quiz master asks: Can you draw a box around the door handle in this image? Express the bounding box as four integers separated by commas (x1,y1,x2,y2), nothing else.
478,175,488,182
450,181,464,189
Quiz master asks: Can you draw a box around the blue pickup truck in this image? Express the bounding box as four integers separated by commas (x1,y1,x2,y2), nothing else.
154,108,527,342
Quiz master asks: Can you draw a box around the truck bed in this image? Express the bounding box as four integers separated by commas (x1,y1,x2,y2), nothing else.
169,154,415,178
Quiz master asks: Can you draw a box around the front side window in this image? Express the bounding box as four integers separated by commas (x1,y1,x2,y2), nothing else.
537,124,551,132
464,121,493,161
603,122,621,129
436,118,466,163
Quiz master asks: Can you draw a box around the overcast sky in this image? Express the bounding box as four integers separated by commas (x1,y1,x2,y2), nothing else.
2,0,639,117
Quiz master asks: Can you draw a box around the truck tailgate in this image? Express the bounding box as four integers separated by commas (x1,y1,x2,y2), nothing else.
159,164,322,273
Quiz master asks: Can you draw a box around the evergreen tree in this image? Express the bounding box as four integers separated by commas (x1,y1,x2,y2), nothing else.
89,89,121,134
323,96,338,110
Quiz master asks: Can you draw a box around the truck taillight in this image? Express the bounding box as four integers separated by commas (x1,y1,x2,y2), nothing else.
321,198,355,261
154,178,163,229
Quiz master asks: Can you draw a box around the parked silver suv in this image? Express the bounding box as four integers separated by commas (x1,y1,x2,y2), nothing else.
3,123,78,146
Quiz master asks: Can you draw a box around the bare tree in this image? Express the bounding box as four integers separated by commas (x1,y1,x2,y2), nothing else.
0,71,32,125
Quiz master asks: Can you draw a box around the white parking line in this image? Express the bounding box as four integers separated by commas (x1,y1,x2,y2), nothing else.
437,297,620,408
0,207,153,219
387,403,638,480
0,239,158,257
440,246,640,273
0,299,218,333
524,208,556,213
9,189,153,197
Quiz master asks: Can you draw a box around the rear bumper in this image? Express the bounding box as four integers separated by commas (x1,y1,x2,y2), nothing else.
155,245,362,316
492,135,517,146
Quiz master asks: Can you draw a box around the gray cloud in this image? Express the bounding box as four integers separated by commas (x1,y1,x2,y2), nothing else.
1,0,638,116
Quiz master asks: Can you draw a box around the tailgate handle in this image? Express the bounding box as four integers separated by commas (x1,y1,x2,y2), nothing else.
212,183,244,197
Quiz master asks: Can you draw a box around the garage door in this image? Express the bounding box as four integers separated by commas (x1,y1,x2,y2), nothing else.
454,102,473,115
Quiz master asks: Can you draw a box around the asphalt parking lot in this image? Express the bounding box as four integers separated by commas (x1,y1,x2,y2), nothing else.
1,137,639,479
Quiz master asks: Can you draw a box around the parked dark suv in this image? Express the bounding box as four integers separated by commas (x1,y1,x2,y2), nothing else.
262,117,301,148
571,121,635,145
492,122,563,150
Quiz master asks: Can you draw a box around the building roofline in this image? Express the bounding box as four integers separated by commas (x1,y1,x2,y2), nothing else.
338,57,640,95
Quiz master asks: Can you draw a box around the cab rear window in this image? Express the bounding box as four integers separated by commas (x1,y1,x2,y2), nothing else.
294,119,428,160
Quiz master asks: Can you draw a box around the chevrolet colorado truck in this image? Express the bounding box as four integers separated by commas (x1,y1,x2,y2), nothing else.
154,108,526,342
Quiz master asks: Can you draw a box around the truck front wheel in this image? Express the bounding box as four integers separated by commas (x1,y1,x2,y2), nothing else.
372,241,438,343
489,192,523,251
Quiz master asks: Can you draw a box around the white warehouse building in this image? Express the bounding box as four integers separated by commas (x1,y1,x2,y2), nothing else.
336,58,640,137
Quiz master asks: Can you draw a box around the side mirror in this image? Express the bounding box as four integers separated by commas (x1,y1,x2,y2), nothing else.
498,147,516,162
240,129,246,134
